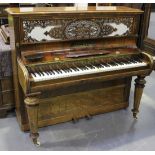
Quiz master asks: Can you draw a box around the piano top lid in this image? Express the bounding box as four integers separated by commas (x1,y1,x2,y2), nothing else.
6,6,143,16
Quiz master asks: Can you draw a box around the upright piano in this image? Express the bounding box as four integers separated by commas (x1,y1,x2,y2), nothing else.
6,6,154,146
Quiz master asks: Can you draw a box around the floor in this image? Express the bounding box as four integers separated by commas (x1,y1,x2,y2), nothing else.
0,72,155,151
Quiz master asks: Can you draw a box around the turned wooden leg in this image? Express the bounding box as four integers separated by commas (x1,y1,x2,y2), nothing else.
132,76,146,119
24,97,40,146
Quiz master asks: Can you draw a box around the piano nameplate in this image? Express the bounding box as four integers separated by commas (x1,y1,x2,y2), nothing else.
22,17,135,43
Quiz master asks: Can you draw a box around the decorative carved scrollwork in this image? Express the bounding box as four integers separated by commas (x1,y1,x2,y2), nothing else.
22,17,134,43
64,20,101,39
23,20,54,42
102,24,117,35
46,26,63,39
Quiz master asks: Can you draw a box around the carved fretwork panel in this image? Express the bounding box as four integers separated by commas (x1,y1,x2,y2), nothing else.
21,17,135,43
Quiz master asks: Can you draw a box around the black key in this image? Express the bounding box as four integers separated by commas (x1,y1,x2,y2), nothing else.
69,68,73,72
80,67,85,71
49,66,55,75
86,66,91,69
108,62,115,66
89,65,95,69
71,67,77,71
111,62,118,66
84,66,88,70
56,65,63,73
38,67,45,76
51,70,55,75
57,69,62,73
72,64,79,71
28,67,36,77
35,68,42,76
101,62,109,67
46,71,50,75
55,70,60,74
56,70,62,74
63,69,68,73
48,71,53,75
32,73,36,77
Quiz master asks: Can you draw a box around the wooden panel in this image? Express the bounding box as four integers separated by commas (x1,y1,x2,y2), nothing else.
0,77,14,118
1,90,14,106
38,85,127,121
1,78,13,91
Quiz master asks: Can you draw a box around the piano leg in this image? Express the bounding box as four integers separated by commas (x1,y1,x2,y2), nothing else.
132,76,146,119
24,97,40,146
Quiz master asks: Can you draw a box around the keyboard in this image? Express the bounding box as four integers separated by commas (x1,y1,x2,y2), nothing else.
29,55,147,82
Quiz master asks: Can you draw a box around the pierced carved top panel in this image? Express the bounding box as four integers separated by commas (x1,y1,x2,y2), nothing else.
21,17,135,43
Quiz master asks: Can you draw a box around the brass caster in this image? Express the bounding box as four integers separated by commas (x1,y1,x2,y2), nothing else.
30,133,40,147
132,109,138,120
33,138,41,147
133,114,138,120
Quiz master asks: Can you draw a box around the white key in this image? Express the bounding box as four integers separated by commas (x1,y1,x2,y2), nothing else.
33,73,41,82
31,73,36,81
